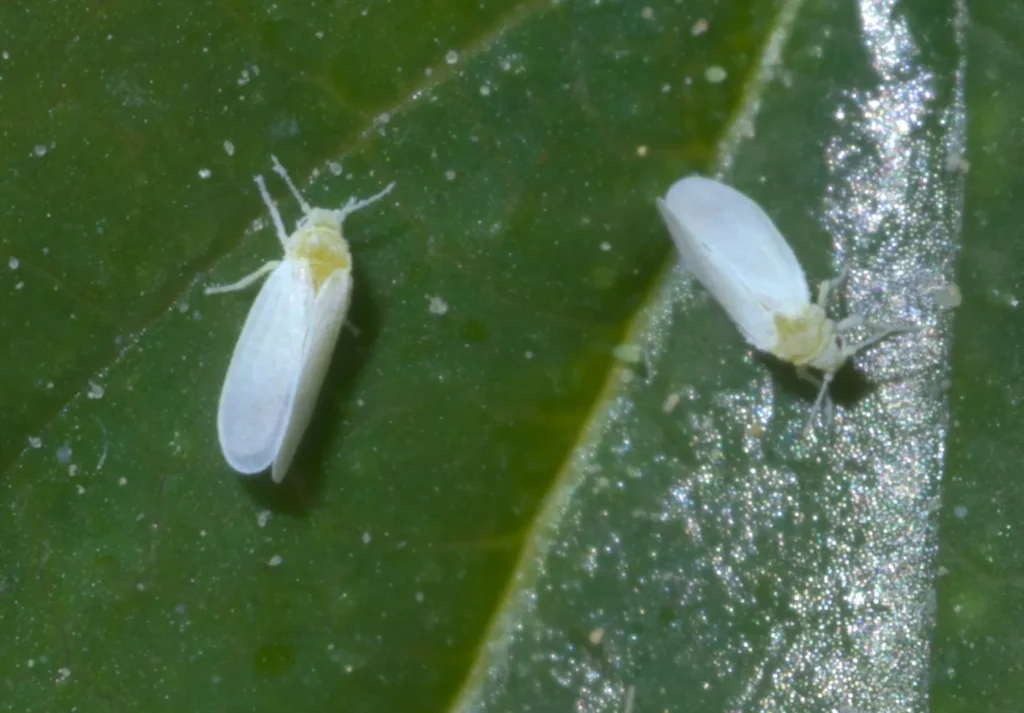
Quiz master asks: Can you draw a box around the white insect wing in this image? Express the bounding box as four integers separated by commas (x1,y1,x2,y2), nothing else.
271,269,353,483
658,176,810,351
217,259,314,474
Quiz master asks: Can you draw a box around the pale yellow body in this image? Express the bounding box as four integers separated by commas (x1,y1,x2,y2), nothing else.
290,209,352,291
770,304,845,373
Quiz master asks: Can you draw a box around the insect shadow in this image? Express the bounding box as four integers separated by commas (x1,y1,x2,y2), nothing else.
754,352,875,410
240,262,381,516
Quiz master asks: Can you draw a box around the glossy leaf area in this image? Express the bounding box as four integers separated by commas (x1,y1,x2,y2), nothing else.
0,0,1001,711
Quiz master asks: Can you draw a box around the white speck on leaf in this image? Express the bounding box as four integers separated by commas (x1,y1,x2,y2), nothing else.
96,440,109,471
223,140,235,156
705,66,728,83
613,343,643,364
931,283,962,309
662,392,681,413
427,295,449,315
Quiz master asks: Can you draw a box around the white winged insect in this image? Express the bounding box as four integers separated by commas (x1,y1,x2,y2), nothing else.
206,156,395,481
656,175,914,429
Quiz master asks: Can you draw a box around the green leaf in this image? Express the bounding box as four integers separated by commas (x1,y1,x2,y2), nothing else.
932,3,1024,713
0,0,985,711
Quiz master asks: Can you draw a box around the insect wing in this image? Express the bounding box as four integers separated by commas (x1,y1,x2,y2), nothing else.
216,260,314,474
270,268,353,482
658,175,811,350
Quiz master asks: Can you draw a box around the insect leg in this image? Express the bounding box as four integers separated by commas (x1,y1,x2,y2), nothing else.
204,260,281,295
845,322,919,356
835,314,865,333
816,267,850,308
803,370,835,435
795,365,823,388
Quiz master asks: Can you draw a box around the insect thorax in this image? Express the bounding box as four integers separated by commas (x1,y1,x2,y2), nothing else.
288,209,351,292
771,305,841,369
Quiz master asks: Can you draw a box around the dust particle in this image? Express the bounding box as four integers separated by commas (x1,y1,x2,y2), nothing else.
613,343,643,364
704,66,728,83
662,392,681,413
427,295,449,316
932,283,962,309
